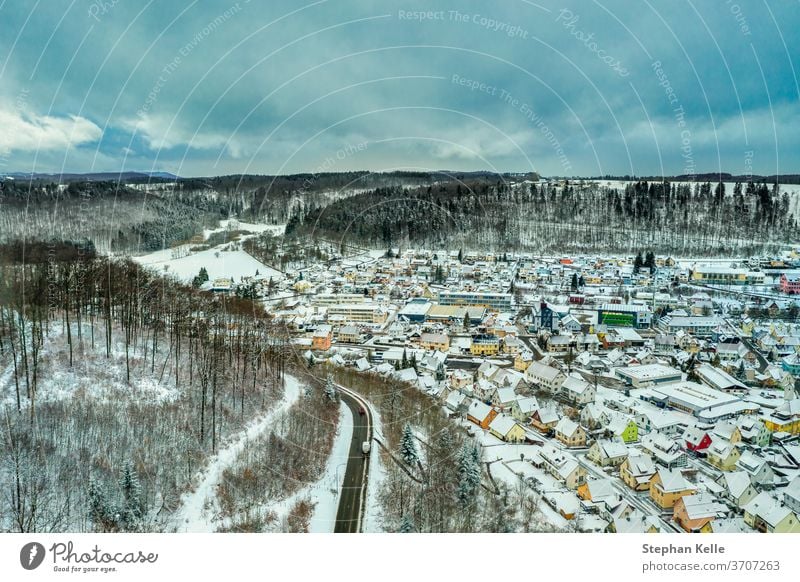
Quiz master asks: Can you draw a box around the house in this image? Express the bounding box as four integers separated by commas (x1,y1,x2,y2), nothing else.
649,468,697,510
470,334,500,356
577,478,623,514
682,426,712,453
514,350,534,372
311,325,333,351
539,445,587,490
736,417,770,447
525,361,566,393
488,414,526,443
761,398,800,434
736,451,776,488
546,334,572,353
716,471,758,509
444,391,467,413
609,511,661,533
587,438,629,467
510,396,539,423
784,476,800,514
640,432,688,468
706,439,741,471
743,492,800,533
635,410,684,436
712,420,742,444
554,417,587,448
419,332,450,352
490,386,517,410
620,454,656,491
531,407,559,434
605,415,638,443
560,375,596,405
581,403,606,430
337,325,362,344
466,400,498,429
673,493,728,532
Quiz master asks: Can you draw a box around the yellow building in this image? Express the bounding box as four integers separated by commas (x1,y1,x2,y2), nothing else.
743,492,800,533
514,351,533,372
649,469,696,509
419,332,450,352
706,440,741,471
470,334,500,356
488,415,526,443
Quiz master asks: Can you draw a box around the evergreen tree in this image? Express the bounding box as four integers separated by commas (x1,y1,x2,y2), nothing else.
324,374,338,401
401,349,409,369
570,273,578,291
88,478,115,532
398,515,415,533
435,362,446,382
400,423,419,466
119,461,145,531
457,442,481,509
463,311,471,330
458,248,463,263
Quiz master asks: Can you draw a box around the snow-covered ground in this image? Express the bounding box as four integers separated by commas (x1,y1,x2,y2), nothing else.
135,246,282,284
170,374,302,532
254,399,353,532
203,219,285,239
362,399,387,533
0,321,181,407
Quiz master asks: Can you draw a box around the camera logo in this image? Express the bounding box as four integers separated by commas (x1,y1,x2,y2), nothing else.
20,542,46,570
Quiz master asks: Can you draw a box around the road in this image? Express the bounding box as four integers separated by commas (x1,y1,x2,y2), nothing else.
333,385,373,533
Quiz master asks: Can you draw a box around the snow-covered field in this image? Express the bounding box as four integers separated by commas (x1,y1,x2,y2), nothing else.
203,219,285,239
135,246,282,284
170,374,302,532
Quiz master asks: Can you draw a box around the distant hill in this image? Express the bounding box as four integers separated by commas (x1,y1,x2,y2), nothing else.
1,171,181,182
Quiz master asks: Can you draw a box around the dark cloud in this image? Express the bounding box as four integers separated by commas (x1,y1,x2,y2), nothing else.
0,0,798,176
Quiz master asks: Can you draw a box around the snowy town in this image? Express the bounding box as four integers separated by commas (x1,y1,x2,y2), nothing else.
148,218,800,534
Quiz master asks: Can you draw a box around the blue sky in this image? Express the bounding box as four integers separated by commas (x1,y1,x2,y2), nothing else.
0,0,798,177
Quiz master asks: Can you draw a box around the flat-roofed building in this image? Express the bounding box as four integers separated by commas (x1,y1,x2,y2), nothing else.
645,381,741,417
615,364,682,388
597,303,652,328
438,290,512,312
327,303,387,324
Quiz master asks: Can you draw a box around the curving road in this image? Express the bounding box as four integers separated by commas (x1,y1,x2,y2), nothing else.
334,386,373,533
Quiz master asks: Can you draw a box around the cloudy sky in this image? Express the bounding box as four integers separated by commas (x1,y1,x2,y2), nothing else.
0,0,798,177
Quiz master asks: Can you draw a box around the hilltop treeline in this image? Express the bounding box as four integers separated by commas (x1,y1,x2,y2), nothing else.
0,172,494,253
285,179,797,255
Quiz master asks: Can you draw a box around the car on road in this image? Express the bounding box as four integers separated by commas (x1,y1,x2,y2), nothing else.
362,441,371,455
358,405,366,416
